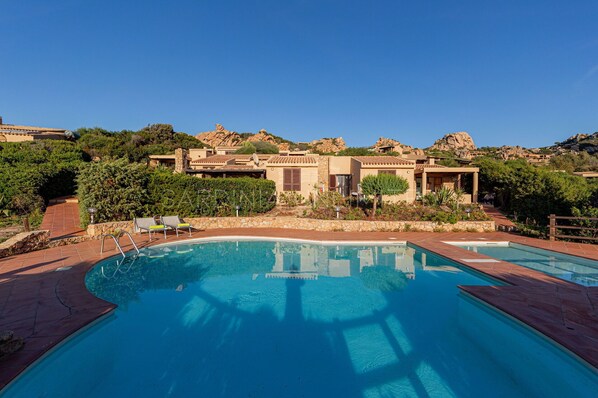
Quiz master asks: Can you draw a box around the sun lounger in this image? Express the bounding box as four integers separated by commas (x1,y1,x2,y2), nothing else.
134,217,167,241
161,215,192,237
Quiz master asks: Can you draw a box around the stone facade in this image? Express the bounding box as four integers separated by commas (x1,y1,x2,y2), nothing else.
86,217,495,237
174,148,187,173
0,230,50,258
317,156,330,189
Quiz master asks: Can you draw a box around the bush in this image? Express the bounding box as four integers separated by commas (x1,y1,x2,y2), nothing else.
148,170,276,217
422,187,463,209
77,160,150,226
235,141,279,154
0,141,85,217
314,191,345,208
278,191,305,207
475,157,596,225
361,174,409,218
77,164,277,225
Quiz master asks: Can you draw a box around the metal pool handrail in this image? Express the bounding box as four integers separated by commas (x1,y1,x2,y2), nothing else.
100,234,125,258
100,231,140,257
120,231,140,254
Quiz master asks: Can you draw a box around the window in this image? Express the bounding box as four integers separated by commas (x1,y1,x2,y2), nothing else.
378,170,396,175
283,168,301,191
329,174,337,190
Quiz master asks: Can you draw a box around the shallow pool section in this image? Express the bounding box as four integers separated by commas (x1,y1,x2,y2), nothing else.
449,241,598,286
2,240,597,397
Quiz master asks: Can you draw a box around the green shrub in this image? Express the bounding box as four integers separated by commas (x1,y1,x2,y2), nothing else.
148,170,276,217
278,191,305,207
314,191,345,208
0,141,85,216
77,160,150,226
360,174,409,218
77,165,276,225
476,157,596,225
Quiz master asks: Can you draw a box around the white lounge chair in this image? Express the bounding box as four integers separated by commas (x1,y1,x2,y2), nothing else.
161,215,192,237
134,217,167,241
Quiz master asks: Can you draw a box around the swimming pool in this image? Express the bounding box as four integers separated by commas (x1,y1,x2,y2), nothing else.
2,239,597,397
448,241,598,287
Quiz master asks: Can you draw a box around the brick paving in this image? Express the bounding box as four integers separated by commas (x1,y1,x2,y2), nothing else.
482,205,517,231
39,198,85,240
0,228,597,390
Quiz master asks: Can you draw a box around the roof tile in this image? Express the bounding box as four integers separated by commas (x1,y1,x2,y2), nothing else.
353,156,414,166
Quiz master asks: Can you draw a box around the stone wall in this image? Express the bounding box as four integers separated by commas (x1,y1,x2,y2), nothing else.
86,217,495,237
174,148,187,173
0,230,50,258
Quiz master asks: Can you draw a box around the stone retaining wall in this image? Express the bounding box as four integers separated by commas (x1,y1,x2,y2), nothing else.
0,230,50,258
86,217,495,237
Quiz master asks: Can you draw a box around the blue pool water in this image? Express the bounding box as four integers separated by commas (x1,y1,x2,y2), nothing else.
453,242,598,287
2,239,597,397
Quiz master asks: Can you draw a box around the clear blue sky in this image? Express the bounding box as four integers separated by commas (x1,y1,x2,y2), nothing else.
1,0,597,148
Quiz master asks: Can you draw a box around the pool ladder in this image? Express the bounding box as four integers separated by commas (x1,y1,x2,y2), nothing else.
100,231,140,259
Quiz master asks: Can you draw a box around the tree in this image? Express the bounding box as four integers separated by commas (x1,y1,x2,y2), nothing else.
337,147,376,156
235,141,279,154
360,174,409,218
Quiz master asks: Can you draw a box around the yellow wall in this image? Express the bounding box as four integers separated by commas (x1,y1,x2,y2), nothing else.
357,167,417,202
0,133,34,142
266,165,319,202
328,156,352,174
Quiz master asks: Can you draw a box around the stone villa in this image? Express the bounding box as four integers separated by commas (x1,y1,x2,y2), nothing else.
150,147,480,203
0,116,69,142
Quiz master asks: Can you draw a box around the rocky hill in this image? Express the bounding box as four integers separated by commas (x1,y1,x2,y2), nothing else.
196,124,242,147
308,137,347,153
428,132,476,159
195,124,346,153
195,124,597,161
550,133,598,154
373,137,424,156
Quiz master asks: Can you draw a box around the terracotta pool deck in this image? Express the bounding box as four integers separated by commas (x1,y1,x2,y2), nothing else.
1,229,597,389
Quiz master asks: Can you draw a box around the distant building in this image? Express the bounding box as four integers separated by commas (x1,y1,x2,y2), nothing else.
573,172,598,179
0,116,68,142
151,148,480,204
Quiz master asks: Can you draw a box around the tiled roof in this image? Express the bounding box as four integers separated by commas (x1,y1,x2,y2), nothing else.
220,165,261,170
0,124,66,134
190,155,252,164
353,156,414,166
267,156,318,165
415,164,446,170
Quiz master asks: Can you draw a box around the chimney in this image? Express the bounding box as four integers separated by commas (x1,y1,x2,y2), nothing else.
0,116,3,125
174,148,188,173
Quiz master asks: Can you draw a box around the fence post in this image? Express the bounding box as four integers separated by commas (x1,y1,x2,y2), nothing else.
548,214,556,241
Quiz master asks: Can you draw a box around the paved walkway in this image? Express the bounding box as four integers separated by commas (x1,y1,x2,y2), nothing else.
483,205,517,231
0,229,597,389
39,198,85,240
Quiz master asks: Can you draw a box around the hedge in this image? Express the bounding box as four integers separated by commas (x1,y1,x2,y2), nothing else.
78,160,150,226
0,141,85,215
148,170,276,217
77,162,276,226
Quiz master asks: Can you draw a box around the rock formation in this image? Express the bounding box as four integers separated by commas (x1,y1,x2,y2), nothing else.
310,137,347,154
373,137,424,156
247,129,290,151
429,132,476,158
550,132,598,154
496,146,529,160
195,124,242,147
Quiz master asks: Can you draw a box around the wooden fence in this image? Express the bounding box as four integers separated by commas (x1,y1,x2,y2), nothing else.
548,214,598,242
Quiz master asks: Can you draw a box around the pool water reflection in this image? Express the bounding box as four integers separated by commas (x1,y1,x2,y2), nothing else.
2,240,597,398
